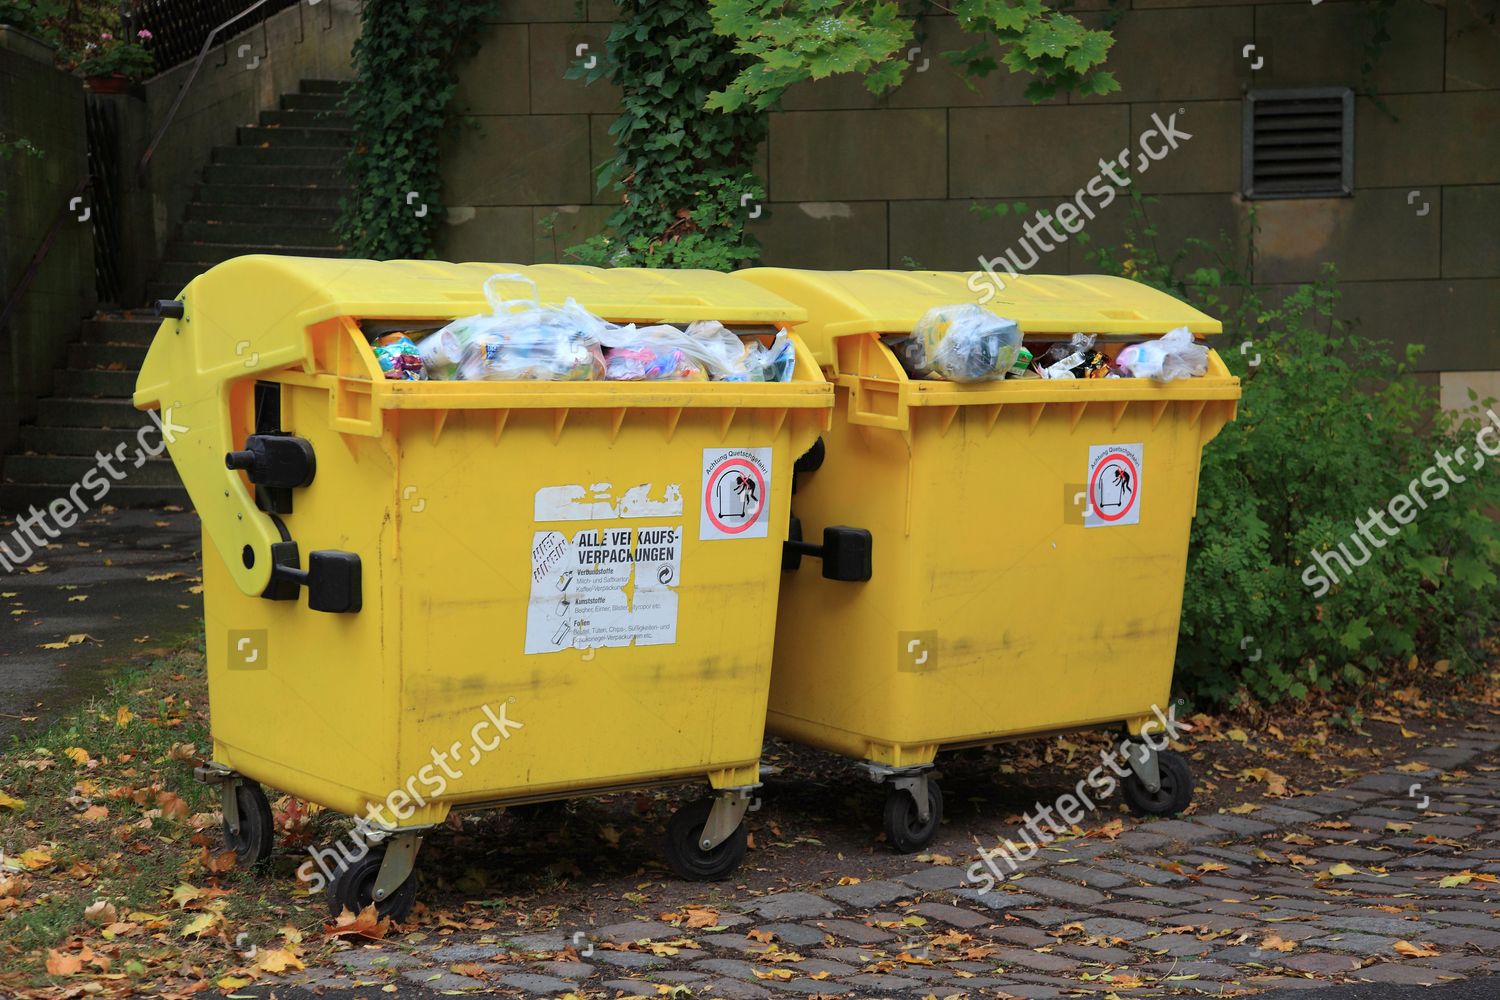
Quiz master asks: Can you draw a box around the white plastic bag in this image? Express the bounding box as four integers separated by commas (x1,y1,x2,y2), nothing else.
601,324,711,381
1115,326,1209,382
419,273,607,381
597,321,796,382
890,304,1022,382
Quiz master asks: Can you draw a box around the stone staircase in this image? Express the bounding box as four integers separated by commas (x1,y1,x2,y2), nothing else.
0,80,351,513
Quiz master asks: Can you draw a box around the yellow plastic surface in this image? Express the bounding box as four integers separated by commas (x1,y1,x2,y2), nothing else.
732,268,1240,768
138,256,831,822
740,269,1223,369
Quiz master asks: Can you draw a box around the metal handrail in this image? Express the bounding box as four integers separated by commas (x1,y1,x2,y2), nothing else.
135,0,279,186
0,177,92,337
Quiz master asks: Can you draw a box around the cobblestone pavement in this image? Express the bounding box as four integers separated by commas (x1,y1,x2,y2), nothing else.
288,734,1500,998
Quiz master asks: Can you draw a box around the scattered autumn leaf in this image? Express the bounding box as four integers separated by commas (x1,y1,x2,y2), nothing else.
83,900,118,925
325,904,391,940
1393,940,1440,958
180,911,221,937
257,947,307,973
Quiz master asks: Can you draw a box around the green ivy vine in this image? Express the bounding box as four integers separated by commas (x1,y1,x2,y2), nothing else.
565,1,766,270
338,1,493,259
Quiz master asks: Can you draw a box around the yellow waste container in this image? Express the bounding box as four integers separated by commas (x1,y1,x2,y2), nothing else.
133,256,831,916
733,269,1241,851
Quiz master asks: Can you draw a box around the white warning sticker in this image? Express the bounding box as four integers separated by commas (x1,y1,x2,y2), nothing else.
525,524,682,654
701,447,772,540
1085,443,1143,527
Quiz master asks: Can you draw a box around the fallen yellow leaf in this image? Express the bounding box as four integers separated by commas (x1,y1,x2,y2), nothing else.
180,911,220,937
1260,934,1297,952
1393,940,1440,958
256,947,306,973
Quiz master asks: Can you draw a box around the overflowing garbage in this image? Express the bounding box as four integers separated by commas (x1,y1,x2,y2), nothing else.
1114,326,1210,381
885,303,1023,383
884,304,1211,384
368,273,796,384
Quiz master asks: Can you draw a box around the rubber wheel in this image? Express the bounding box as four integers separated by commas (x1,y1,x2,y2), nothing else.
221,782,274,868
1122,748,1193,817
663,798,747,881
325,845,417,922
883,779,943,853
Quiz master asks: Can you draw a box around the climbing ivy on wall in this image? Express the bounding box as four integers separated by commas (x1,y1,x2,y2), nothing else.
565,1,766,271
337,1,493,259
570,0,1121,271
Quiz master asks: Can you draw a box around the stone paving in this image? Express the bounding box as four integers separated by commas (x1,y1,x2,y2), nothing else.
303,734,1500,997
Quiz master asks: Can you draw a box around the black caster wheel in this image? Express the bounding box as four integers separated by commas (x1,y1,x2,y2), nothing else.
883,779,943,853
1122,748,1193,817
663,798,747,881
325,845,417,922
222,781,274,868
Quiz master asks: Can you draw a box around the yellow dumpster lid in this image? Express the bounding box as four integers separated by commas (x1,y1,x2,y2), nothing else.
735,269,1222,367
165,256,808,328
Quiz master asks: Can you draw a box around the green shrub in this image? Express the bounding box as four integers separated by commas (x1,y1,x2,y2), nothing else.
1090,196,1500,706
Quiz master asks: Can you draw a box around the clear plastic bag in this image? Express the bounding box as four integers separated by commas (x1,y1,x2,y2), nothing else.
598,321,796,383
1115,326,1209,381
372,333,427,381
1038,333,1113,380
890,304,1022,383
419,273,607,382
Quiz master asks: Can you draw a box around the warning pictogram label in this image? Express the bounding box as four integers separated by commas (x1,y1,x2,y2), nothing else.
1085,443,1142,527
701,447,772,540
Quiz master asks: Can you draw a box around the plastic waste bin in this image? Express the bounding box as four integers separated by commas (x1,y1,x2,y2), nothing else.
732,268,1241,850
133,256,832,916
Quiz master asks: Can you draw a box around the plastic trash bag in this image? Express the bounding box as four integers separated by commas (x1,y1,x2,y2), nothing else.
372,333,426,381
598,321,796,383
889,304,1022,383
419,273,606,381
1116,326,1209,382
603,326,712,382
1038,333,1111,379
728,327,796,383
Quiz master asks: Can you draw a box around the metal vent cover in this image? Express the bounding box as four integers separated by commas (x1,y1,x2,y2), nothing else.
1242,87,1354,200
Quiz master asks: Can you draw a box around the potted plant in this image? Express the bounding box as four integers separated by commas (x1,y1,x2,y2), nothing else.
71,27,155,91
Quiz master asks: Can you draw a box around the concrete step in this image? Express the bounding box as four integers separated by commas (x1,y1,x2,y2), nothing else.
259,108,350,129
238,125,353,148
281,92,342,112
0,481,189,512
80,315,161,346
212,144,350,167
203,163,347,187
67,342,147,369
53,368,138,398
147,282,189,303
3,454,181,487
36,397,153,430
165,242,344,266
20,424,156,457
300,79,349,95
185,201,340,225
153,262,206,289
179,220,343,248
194,184,346,209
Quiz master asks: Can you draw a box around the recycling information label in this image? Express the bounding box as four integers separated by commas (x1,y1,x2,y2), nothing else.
1085,443,1142,527
525,524,682,654
700,447,772,540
